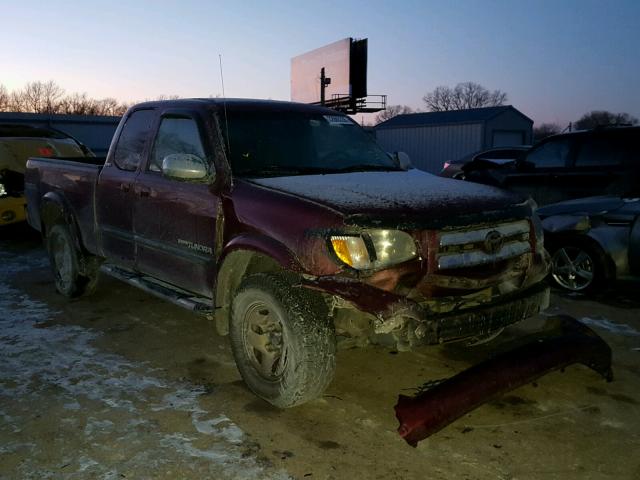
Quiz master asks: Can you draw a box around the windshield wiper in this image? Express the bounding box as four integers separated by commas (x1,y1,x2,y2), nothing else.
236,165,330,177
325,164,402,173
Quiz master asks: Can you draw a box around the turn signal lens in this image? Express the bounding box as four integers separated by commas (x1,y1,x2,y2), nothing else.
330,236,370,269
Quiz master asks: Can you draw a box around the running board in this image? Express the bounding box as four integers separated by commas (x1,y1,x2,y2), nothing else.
101,265,214,317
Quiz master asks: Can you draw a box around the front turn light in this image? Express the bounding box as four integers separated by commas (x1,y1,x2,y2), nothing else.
330,229,417,270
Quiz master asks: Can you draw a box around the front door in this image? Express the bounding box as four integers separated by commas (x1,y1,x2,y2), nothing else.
133,114,218,297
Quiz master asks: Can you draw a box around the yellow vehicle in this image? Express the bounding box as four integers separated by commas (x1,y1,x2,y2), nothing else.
0,124,89,226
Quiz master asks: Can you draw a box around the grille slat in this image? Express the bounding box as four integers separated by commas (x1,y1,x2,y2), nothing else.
436,220,531,271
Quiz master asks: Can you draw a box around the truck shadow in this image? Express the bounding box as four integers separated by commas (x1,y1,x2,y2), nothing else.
0,222,42,250
555,281,640,309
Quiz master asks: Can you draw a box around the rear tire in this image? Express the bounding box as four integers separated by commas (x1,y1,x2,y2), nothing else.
46,224,99,298
229,273,336,408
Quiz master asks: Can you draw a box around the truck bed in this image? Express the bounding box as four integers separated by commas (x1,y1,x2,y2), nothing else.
24,156,105,253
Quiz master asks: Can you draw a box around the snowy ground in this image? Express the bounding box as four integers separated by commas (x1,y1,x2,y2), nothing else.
0,233,288,479
1,226,639,479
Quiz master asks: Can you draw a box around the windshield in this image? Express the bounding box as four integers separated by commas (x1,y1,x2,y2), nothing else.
221,110,399,177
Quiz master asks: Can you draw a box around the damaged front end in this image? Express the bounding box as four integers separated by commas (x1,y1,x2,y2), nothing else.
302,215,550,350
394,315,613,447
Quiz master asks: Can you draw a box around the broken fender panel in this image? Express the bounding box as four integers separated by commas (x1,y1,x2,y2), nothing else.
395,315,613,447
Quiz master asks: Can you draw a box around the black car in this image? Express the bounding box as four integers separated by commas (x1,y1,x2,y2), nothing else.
538,195,640,292
440,146,530,179
464,126,640,206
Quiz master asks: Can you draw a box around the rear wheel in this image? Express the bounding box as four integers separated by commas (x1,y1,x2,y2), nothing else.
230,273,336,408
550,239,609,293
46,224,99,298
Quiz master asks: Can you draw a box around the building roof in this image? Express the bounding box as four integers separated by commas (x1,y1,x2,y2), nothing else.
375,105,533,129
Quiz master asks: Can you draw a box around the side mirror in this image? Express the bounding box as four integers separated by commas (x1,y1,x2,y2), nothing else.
162,153,208,180
394,151,413,171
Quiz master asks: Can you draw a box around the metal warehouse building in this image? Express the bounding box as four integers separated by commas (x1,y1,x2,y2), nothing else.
0,112,120,156
374,105,533,173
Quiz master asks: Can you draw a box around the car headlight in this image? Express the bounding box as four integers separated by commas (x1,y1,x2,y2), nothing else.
0,183,6,197
330,229,418,270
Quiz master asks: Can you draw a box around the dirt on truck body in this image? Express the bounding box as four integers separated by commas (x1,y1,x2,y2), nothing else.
25,98,550,409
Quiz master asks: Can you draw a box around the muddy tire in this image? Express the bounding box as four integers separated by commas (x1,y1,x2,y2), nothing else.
229,273,336,408
46,224,98,298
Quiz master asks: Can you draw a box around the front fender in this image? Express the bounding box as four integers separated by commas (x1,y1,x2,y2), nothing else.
219,233,302,272
213,234,303,336
541,214,591,234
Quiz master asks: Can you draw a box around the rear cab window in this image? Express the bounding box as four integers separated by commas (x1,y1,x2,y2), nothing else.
112,109,155,171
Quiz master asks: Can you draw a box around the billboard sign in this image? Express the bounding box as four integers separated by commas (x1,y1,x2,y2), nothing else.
291,38,367,104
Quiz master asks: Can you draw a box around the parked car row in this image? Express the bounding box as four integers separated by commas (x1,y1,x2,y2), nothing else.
0,124,91,226
439,125,640,293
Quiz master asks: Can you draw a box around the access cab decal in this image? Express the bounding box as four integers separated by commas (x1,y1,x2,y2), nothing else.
177,239,213,255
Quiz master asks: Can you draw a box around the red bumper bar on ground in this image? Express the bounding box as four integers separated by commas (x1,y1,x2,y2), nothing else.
395,315,613,447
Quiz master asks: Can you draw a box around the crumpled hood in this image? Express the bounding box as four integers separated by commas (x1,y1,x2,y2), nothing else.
246,169,530,228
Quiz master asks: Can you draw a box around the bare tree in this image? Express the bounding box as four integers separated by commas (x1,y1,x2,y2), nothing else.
374,105,414,124
58,92,98,115
93,98,127,116
0,84,9,111
575,110,638,130
423,82,507,112
11,80,65,113
533,122,561,142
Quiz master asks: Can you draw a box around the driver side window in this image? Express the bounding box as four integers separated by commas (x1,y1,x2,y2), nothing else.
526,138,572,168
150,117,206,172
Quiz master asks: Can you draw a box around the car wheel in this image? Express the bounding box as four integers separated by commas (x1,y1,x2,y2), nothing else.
550,240,608,293
46,224,99,298
230,273,336,408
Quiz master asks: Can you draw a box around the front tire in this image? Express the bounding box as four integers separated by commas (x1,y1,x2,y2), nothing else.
229,273,336,408
46,224,99,298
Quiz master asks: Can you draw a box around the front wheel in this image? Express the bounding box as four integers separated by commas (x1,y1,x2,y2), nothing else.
229,273,336,408
46,224,99,298
550,239,609,293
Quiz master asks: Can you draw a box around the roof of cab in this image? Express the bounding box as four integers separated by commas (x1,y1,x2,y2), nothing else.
131,98,343,115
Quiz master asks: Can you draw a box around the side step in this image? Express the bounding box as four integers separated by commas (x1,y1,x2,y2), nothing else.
101,265,214,318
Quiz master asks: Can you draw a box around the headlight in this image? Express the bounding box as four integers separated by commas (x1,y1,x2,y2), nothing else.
330,229,418,270
0,183,6,197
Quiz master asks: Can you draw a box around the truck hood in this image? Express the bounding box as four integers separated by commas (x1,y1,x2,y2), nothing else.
246,169,530,229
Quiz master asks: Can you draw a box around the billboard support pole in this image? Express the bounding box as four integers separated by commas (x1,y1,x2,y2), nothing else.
320,67,331,106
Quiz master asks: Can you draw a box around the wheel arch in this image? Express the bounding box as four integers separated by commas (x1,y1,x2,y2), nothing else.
214,235,303,336
547,231,616,285
40,192,98,278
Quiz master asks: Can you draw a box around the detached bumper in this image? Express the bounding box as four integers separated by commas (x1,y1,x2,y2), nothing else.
395,315,613,447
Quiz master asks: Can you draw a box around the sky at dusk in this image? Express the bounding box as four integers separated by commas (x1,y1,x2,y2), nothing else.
1,0,639,126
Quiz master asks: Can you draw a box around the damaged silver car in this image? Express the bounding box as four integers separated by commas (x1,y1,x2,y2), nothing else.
538,195,640,292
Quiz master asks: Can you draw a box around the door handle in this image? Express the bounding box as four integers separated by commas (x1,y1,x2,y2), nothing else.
119,183,131,192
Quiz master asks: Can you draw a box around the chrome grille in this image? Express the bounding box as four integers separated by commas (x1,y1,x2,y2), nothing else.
436,220,531,270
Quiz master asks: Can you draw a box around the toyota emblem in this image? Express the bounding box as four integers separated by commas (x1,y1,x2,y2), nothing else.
484,230,504,255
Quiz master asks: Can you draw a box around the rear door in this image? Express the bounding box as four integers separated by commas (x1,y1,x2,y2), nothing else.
133,111,219,297
96,109,156,267
503,136,576,205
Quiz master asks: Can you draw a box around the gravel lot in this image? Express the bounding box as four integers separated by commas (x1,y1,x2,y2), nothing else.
1,225,639,479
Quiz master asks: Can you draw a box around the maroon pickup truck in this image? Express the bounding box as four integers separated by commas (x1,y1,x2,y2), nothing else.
25,99,549,408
